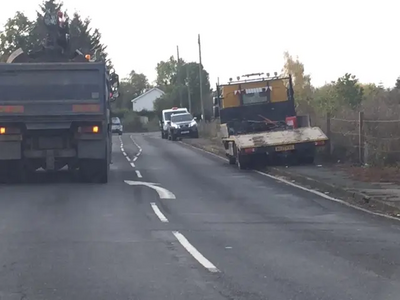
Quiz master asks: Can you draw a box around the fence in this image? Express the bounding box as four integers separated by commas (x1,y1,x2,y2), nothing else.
325,112,400,166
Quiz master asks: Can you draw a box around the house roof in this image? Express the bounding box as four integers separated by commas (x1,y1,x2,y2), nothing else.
131,87,165,103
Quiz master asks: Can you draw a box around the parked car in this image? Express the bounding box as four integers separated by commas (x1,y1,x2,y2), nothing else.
111,117,123,135
166,112,199,140
160,107,189,139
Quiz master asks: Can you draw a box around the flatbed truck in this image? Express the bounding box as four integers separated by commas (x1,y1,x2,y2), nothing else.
213,73,328,169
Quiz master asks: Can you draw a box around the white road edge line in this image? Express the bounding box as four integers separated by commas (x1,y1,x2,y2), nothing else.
173,231,220,273
136,170,143,178
150,202,169,222
129,135,143,162
179,141,400,222
119,137,134,163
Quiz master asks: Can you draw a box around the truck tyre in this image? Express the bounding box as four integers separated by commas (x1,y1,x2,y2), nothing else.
97,159,109,183
170,133,177,141
302,156,315,165
236,154,249,170
228,155,236,165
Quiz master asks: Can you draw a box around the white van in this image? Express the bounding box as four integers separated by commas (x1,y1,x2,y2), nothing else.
160,107,188,139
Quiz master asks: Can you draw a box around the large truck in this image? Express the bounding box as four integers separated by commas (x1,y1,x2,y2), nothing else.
213,73,328,169
0,10,120,183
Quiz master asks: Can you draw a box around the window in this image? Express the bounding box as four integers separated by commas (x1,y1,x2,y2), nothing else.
164,109,187,121
112,117,121,125
171,114,193,122
0,69,101,101
242,91,268,105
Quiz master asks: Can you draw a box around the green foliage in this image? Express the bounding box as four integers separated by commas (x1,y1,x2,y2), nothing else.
0,0,110,66
395,77,400,89
334,73,363,109
282,51,313,105
283,52,368,114
0,12,36,59
153,56,211,118
114,70,151,110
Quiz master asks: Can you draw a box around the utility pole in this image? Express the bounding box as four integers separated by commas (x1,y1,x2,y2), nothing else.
177,45,183,107
198,34,205,120
186,65,192,113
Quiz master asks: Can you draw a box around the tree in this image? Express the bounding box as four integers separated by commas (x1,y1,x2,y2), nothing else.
116,70,151,110
0,12,36,60
153,56,211,117
313,83,338,114
395,77,400,89
0,0,112,68
282,52,313,106
156,56,179,88
31,0,64,47
334,73,364,109
68,13,92,55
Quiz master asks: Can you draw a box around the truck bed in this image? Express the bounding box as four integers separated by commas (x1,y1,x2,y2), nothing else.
226,127,328,149
0,62,105,118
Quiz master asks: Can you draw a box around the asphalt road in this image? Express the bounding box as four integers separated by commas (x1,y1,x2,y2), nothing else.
1,132,400,299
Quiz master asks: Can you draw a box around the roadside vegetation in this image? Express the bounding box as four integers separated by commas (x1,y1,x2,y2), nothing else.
194,52,400,169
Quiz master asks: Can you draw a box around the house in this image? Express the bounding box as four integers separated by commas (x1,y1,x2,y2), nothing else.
131,87,165,112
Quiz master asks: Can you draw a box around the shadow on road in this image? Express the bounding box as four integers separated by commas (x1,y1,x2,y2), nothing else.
0,170,98,186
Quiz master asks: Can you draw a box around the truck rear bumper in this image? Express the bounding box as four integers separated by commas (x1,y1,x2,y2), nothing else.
0,140,106,160
238,140,325,156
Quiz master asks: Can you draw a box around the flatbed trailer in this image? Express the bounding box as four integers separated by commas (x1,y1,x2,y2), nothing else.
221,123,328,169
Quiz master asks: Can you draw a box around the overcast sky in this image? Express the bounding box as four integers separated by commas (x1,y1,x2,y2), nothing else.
1,0,398,87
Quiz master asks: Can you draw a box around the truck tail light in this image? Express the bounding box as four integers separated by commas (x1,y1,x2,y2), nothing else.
244,148,255,154
0,127,21,135
78,126,100,133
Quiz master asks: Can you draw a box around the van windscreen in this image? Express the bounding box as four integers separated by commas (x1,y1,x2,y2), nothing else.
164,110,186,121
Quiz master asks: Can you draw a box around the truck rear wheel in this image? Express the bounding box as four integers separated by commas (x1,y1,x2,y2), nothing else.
301,155,315,164
228,155,236,165
170,133,177,141
236,154,249,170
